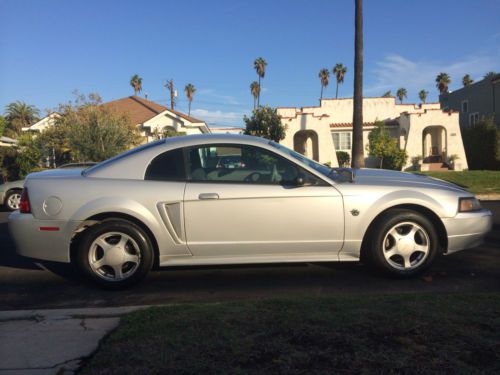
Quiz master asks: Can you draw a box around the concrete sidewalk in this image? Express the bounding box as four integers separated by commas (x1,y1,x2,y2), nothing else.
0,306,148,374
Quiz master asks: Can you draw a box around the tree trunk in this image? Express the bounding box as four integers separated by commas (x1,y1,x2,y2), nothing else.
351,0,365,168
320,85,324,100
336,81,339,99
257,76,261,107
188,101,191,116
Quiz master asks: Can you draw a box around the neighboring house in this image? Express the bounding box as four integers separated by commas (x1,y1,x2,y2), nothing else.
22,96,210,142
103,96,210,142
22,112,61,132
440,73,500,128
0,136,17,147
209,126,245,134
277,97,468,171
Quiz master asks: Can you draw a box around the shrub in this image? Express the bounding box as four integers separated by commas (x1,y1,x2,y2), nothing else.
336,151,350,167
462,117,500,170
367,121,408,170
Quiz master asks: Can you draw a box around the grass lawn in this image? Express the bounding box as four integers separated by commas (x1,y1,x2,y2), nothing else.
417,170,500,195
82,293,500,374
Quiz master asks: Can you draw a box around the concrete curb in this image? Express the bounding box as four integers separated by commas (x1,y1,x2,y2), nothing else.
0,305,151,375
476,194,500,201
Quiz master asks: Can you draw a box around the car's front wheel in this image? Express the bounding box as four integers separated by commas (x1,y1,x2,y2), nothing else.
368,209,439,277
76,219,154,288
4,189,22,211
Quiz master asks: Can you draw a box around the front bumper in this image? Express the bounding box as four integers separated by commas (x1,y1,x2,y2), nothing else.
8,211,82,263
442,209,493,254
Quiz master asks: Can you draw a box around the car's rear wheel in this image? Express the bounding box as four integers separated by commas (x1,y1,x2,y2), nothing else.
368,209,439,277
4,189,22,211
76,219,154,289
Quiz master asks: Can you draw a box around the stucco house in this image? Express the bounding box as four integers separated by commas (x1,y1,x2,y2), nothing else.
209,126,245,134
22,112,61,132
103,96,210,141
277,97,468,171
0,136,17,147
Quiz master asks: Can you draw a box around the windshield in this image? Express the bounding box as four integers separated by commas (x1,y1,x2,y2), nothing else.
268,141,332,177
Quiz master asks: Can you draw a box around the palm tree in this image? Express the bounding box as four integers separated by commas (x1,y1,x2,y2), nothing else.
250,81,260,110
4,101,40,134
318,68,330,100
333,63,347,98
382,90,392,97
462,74,473,87
130,74,143,96
184,83,196,116
351,0,364,168
254,57,267,107
484,71,497,80
396,88,407,104
435,72,451,94
418,89,428,104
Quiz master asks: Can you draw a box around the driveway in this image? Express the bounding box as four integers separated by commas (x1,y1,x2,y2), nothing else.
1,202,499,311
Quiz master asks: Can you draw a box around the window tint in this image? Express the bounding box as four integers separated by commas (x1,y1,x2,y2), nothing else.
145,149,185,181
187,144,324,185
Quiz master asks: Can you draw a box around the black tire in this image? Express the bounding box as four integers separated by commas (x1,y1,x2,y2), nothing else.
4,189,22,211
76,219,154,289
367,209,439,277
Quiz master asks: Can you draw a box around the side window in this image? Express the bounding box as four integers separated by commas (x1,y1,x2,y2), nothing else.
187,144,325,185
145,149,185,181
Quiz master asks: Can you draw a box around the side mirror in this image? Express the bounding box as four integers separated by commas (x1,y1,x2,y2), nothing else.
295,176,305,186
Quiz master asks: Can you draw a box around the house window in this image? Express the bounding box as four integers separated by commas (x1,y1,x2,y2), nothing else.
469,112,479,126
461,100,468,113
332,132,351,150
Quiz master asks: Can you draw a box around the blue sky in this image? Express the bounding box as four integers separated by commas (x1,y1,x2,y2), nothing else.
1,0,499,126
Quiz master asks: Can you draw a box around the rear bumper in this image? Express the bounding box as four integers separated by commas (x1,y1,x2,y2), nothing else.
442,209,493,254
8,211,81,263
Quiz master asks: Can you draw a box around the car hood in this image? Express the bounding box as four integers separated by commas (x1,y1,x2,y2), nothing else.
352,168,468,193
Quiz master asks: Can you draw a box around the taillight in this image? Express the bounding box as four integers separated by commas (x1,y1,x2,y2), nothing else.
19,188,31,213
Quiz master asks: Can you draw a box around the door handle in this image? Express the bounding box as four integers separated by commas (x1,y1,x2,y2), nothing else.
198,193,219,200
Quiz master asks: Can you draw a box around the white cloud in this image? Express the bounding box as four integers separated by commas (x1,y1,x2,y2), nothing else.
197,88,240,105
191,108,246,126
366,52,499,99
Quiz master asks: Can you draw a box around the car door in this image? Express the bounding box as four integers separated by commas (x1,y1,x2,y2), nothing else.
144,147,191,256
183,144,344,258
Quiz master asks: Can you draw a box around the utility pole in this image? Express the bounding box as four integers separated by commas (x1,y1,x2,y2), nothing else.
164,79,176,109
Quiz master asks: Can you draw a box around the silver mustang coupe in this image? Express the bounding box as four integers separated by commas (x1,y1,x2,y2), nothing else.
9,134,492,288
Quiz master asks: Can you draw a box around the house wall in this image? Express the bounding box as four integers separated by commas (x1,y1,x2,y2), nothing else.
280,112,339,167
279,97,467,170
440,77,500,128
142,113,205,142
403,110,468,171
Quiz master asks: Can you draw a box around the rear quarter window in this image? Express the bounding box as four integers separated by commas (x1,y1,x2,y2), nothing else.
145,149,186,181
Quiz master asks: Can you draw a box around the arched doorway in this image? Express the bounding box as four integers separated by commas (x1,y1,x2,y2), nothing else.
422,126,447,163
294,130,319,161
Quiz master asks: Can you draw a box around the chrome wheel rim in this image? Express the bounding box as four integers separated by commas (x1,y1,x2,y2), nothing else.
88,232,141,282
7,193,21,210
382,221,430,271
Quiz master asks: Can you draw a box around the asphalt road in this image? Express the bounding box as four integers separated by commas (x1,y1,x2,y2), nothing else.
1,202,499,311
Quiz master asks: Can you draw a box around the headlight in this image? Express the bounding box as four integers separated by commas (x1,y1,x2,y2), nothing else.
458,197,482,212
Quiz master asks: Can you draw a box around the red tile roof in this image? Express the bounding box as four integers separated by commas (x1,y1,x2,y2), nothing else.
330,120,399,128
102,96,204,124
